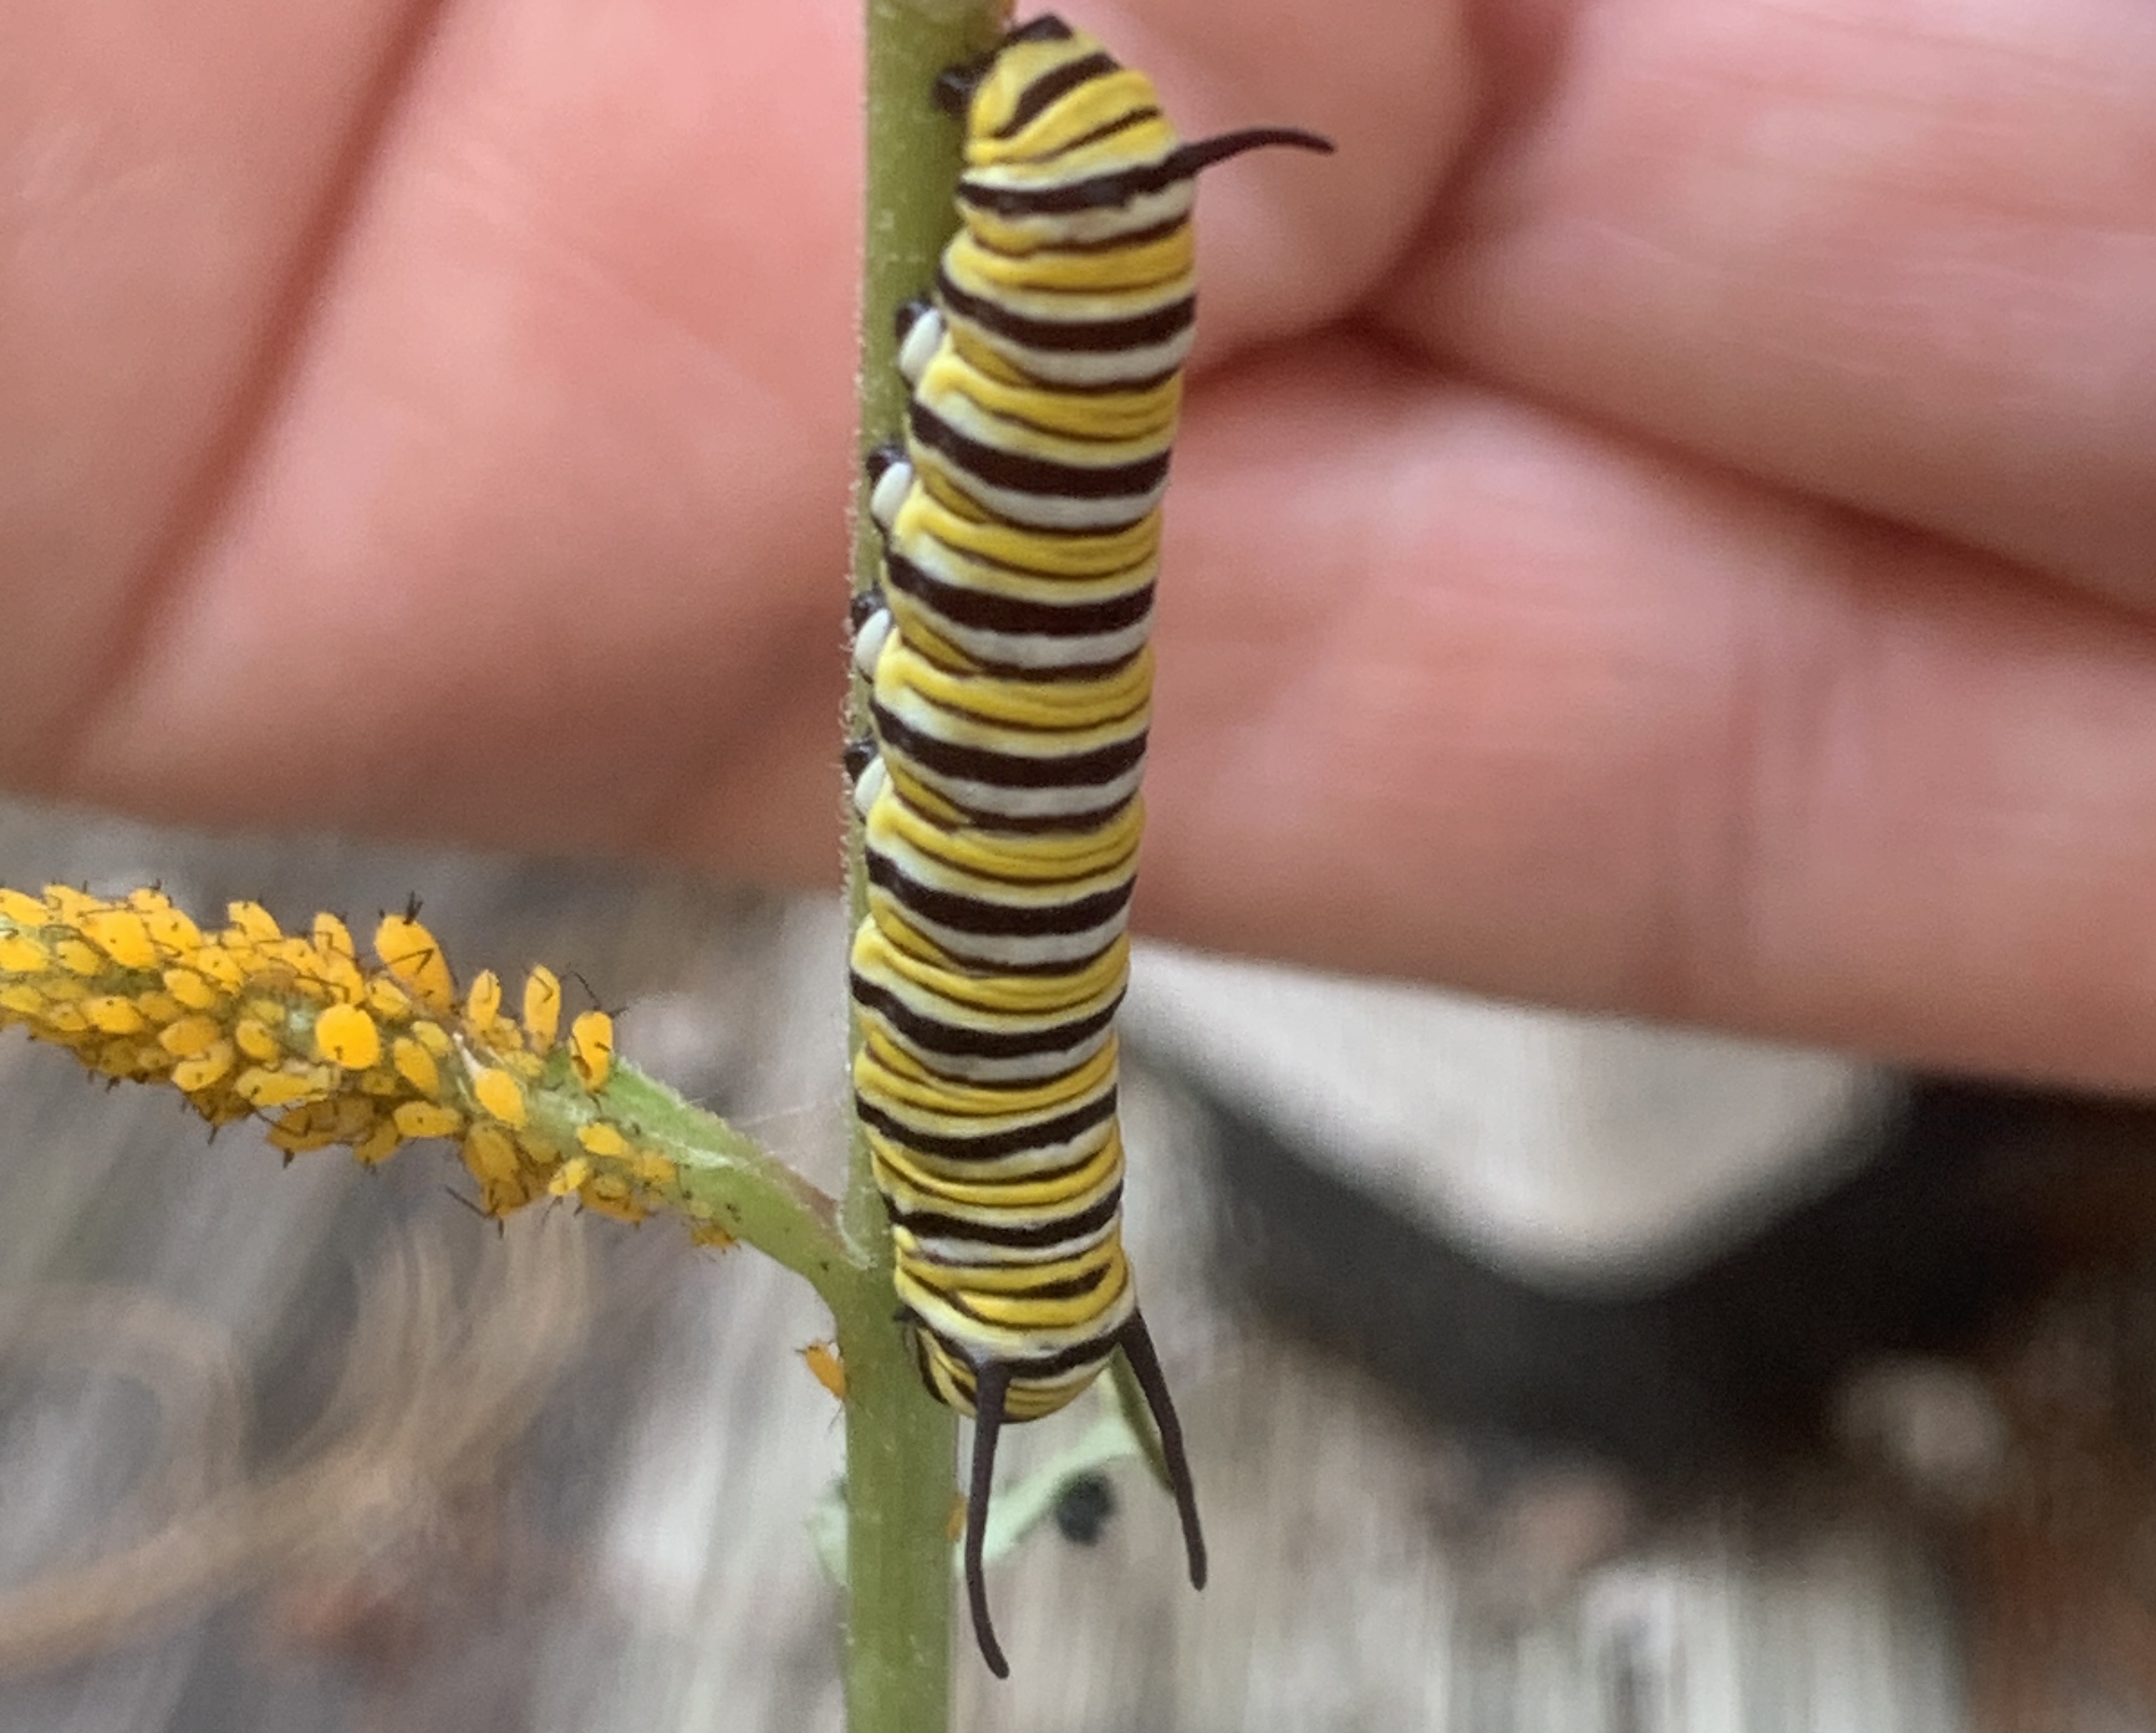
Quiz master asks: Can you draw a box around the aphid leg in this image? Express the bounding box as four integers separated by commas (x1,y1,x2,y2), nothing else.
964,1359,1015,1679
1116,1310,1206,1590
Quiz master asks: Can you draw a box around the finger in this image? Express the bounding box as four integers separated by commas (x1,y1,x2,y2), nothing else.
1139,334,2156,1092
62,0,862,876
1099,0,1468,352
1386,0,2156,607
0,0,432,764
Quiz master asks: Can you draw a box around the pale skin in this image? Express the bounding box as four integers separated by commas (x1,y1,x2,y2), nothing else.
5,0,2155,1089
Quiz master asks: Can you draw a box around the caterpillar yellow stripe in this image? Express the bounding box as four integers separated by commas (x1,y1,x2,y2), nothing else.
847,13,1329,1679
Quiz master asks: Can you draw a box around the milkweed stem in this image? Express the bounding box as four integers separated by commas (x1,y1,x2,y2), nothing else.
839,4,1006,1732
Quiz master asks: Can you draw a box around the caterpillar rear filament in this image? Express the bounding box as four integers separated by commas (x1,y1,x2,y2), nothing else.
848,14,1330,1678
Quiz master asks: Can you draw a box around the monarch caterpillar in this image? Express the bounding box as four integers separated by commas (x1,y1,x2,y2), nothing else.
848,14,1329,1677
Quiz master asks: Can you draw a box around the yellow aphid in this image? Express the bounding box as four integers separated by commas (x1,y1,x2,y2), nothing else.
391,1036,441,1097
38,976,87,1004
577,1122,628,1158
266,946,322,987
631,1149,677,1187
84,997,148,1035
364,974,415,1022
410,1019,452,1058
0,889,47,925
373,913,455,1015
161,968,219,1011
53,939,103,977
234,1017,282,1063
512,1131,562,1169
235,1066,329,1109
463,1123,523,1185
689,1219,737,1250
800,1341,847,1402
569,1011,614,1090
522,967,562,1049
41,1003,88,1035
549,1157,592,1198
79,910,157,970
314,1002,381,1069
471,1066,527,1128
312,912,356,959
159,1014,224,1059
135,992,181,1024
227,901,282,944
352,1117,403,1165
316,954,365,999
92,1037,153,1077
464,969,502,1031
0,984,44,1017
392,1100,464,1140
171,1040,236,1092
43,886,99,922
143,905,202,953
194,949,246,991
268,1102,338,1152
0,934,47,972
268,937,324,979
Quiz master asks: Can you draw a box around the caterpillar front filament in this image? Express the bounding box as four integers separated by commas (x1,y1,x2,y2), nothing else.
848,14,1329,1678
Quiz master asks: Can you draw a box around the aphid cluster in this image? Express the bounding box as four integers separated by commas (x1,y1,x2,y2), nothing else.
0,885,712,1234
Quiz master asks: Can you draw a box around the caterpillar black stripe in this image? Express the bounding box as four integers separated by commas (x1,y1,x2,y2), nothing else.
848,14,1329,1679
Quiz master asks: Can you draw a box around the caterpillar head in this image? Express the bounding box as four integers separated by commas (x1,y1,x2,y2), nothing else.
939,15,1333,179
933,14,1077,120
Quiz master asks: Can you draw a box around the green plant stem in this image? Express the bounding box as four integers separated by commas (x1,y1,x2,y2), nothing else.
829,1286,964,1733
589,1062,855,1297
839,4,1004,1731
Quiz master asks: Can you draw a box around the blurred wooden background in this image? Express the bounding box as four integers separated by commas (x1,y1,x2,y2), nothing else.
0,795,2152,1731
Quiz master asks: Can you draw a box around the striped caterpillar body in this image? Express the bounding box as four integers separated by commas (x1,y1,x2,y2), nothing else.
848,14,1330,1677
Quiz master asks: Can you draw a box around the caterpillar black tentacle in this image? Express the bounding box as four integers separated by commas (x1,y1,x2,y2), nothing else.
849,13,1331,1679
963,1359,1015,1680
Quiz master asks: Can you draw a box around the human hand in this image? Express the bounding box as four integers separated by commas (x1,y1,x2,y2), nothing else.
6,0,2154,1087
